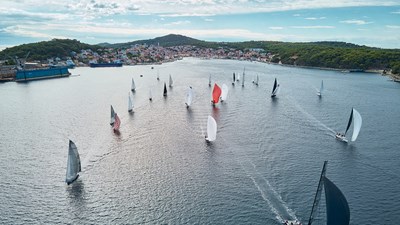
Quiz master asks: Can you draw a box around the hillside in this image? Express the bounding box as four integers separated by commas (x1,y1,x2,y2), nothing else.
100,34,208,48
0,39,100,61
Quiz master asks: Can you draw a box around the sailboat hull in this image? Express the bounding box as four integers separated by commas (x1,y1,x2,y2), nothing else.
283,220,300,225
66,174,79,185
335,134,348,143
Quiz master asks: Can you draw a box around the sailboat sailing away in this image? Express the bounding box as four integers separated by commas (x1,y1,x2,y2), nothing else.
336,108,362,142
131,78,136,92
211,83,222,105
128,93,134,112
317,80,324,96
157,70,160,81
205,115,217,142
113,113,121,131
185,87,193,108
209,74,212,87
221,84,228,102
169,74,173,87
149,88,153,101
163,82,167,96
110,105,115,125
254,74,259,86
284,161,350,225
232,72,236,85
271,78,280,98
242,67,245,86
66,140,82,185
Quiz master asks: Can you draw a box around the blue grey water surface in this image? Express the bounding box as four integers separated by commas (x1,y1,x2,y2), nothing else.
0,58,399,224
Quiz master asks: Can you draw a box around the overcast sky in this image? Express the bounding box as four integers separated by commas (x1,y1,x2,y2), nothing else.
0,0,399,49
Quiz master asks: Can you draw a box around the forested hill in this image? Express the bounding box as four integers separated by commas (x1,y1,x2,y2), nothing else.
0,39,99,61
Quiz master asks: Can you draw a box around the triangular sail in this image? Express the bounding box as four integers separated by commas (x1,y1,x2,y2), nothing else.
344,108,354,135
221,84,228,101
323,176,350,225
242,68,245,86
271,78,279,97
320,80,324,93
185,87,193,107
149,88,153,100
131,78,136,91
233,73,235,83
163,82,167,96
128,93,133,112
66,140,81,184
255,75,259,85
110,105,115,125
206,115,217,141
157,70,160,80
307,161,328,225
169,74,173,87
113,113,121,131
212,83,222,104
351,109,362,141
209,74,212,86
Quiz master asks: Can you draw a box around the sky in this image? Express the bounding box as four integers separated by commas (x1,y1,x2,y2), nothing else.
0,0,400,50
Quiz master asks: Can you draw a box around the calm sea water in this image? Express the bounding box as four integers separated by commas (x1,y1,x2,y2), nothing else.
1,58,399,224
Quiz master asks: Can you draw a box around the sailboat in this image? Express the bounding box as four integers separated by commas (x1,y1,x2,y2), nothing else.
220,84,228,102
110,105,115,125
209,74,212,87
254,74,259,86
113,113,121,131
169,74,173,87
336,108,362,143
317,80,324,96
211,83,222,105
131,78,136,92
284,161,350,225
157,70,160,81
242,67,245,87
128,93,134,112
205,115,217,142
237,73,240,82
271,78,280,98
163,82,167,96
66,140,82,185
232,72,236,85
149,88,153,101
185,86,193,108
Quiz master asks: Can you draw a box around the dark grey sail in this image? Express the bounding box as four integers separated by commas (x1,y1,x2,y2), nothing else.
323,176,350,225
110,105,115,125
307,161,328,225
344,108,354,136
163,82,167,96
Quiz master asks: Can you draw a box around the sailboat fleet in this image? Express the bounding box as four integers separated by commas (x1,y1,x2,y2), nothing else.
65,67,361,225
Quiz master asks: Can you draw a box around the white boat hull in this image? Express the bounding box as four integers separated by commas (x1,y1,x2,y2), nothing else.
335,134,348,142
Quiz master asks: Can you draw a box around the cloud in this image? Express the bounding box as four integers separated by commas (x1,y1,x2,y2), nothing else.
293,14,301,17
269,26,284,30
291,26,335,29
340,19,373,25
204,18,214,22
305,17,326,20
386,25,400,29
165,20,191,26
391,10,400,14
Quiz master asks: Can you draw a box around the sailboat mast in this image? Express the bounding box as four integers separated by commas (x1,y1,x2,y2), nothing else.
307,161,328,225
345,108,354,135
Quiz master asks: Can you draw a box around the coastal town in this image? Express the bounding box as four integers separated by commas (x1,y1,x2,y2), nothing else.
0,44,272,82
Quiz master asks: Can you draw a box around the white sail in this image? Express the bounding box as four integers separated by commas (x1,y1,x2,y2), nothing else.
242,68,245,86
237,73,240,81
206,115,217,142
209,74,212,86
169,74,173,87
149,88,153,101
185,87,193,107
128,93,134,112
66,140,81,185
131,78,136,91
255,75,259,85
157,70,160,80
351,109,362,141
221,84,229,101
317,80,323,96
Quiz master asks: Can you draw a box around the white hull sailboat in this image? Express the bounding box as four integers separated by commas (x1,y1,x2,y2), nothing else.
336,108,362,143
242,67,245,87
185,86,193,108
205,115,217,142
128,93,134,112
284,161,350,225
317,80,324,96
131,78,136,92
66,140,82,185
254,74,259,86
149,88,153,101
209,74,212,87
271,78,280,98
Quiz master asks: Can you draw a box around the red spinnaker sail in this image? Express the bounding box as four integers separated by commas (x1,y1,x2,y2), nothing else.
113,113,121,131
212,83,222,103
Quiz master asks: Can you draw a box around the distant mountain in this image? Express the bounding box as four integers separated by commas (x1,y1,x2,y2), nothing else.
0,39,100,61
103,34,209,48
